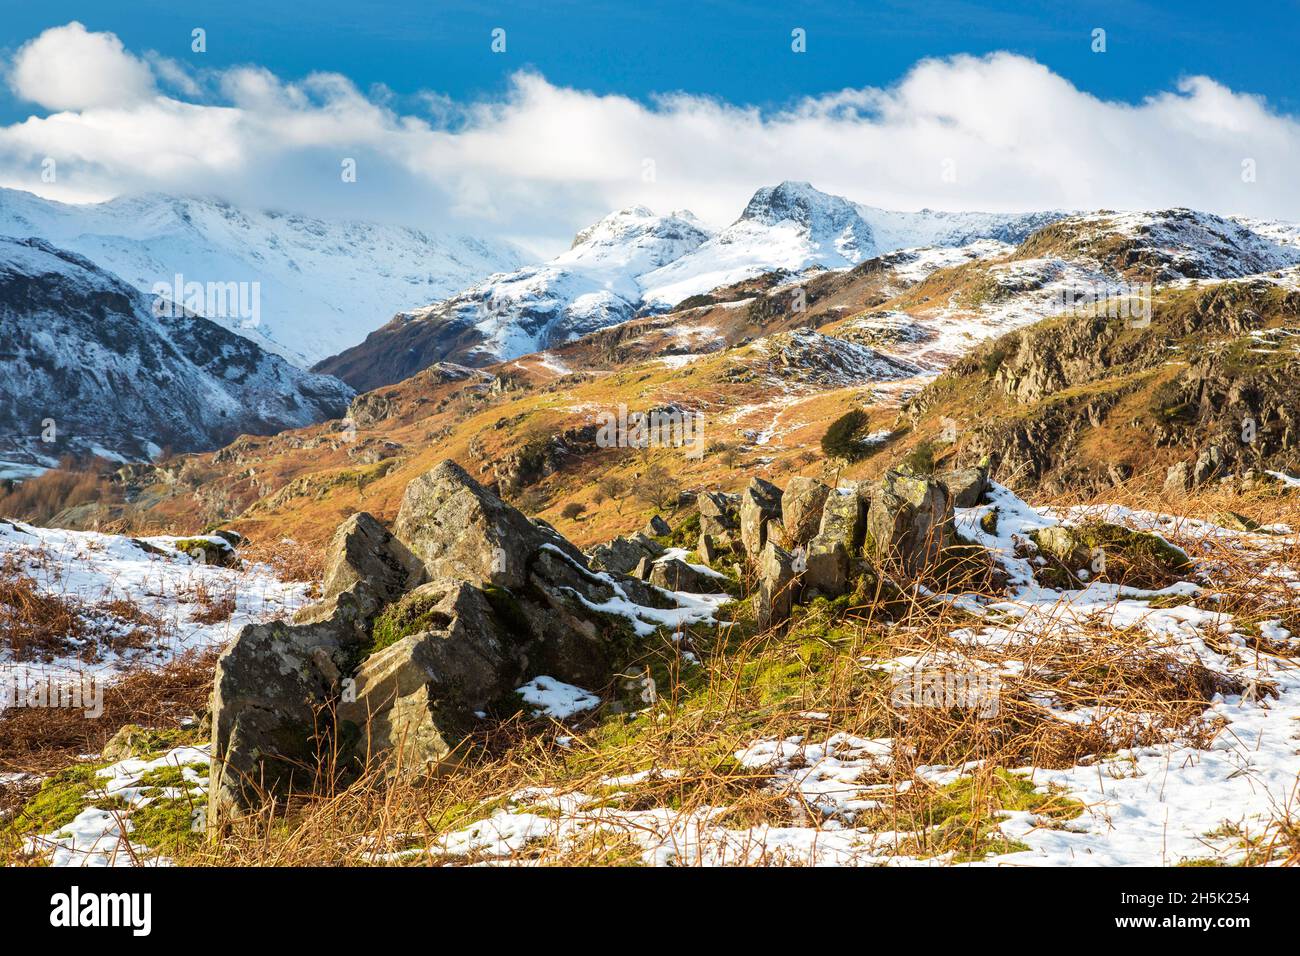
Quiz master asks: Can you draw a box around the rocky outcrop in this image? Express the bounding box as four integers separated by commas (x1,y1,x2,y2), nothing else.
865,471,955,576
739,478,784,559
210,458,722,823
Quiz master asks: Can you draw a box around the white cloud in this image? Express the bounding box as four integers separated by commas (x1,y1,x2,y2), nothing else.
8,21,155,110
2,23,1298,258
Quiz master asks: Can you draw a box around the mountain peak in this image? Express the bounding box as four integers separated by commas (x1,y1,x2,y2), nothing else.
739,181,859,228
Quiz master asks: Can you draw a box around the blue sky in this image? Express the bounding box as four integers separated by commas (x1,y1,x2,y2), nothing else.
3,0,1297,122
1,3,1298,251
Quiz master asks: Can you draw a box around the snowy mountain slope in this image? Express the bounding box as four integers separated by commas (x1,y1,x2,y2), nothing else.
1014,207,1300,280
638,181,1063,307
315,206,713,390
316,183,1067,391
0,237,352,472
0,189,525,367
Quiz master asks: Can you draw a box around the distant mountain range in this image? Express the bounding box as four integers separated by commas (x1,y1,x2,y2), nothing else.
0,237,352,478
0,189,525,367
314,182,1065,390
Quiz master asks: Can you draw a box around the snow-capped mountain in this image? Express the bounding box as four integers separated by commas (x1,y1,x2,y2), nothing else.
317,183,1065,391
0,237,352,475
316,206,712,390
0,189,525,367
638,181,1063,307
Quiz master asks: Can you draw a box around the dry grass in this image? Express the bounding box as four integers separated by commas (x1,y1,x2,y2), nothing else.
159,484,1299,866
0,648,219,780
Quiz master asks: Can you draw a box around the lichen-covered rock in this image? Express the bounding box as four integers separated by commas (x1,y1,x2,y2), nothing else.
740,478,784,559
338,583,523,775
394,459,581,589
209,581,380,826
864,471,955,576
322,511,426,603
782,477,831,545
936,466,989,509
754,541,797,631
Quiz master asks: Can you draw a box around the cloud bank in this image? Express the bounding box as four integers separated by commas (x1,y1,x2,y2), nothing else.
3,22,1298,256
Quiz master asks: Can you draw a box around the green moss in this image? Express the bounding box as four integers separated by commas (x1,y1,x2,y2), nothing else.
172,537,233,565
138,763,205,790
127,797,204,855
366,590,449,657
11,763,119,834
883,769,1084,862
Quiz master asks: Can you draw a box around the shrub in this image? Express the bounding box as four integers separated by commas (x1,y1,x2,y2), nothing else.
821,410,871,461
560,502,586,520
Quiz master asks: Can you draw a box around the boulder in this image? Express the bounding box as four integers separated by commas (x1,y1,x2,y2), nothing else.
739,478,784,559
588,533,664,575
936,466,989,509
753,541,797,632
647,557,725,594
643,514,671,537
864,471,955,576
782,477,831,545
338,583,523,775
209,581,380,825
801,487,868,597
322,512,426,603
394,459,582,589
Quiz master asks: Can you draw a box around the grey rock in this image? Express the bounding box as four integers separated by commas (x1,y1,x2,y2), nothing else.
740,477,784,559
1164,461,1191,496
936,467,989,509
782,477,831,545
648,557,725,594
338,583,523,775
644,514,671,537
698,532,719,565
209,581,380,826
589,533,663,574
753,541,796,631
394,459,582,589
322,512,426,604
864,471,955,576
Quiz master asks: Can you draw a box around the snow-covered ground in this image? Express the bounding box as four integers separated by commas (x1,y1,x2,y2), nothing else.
416,485,1300,867
0,520,309,696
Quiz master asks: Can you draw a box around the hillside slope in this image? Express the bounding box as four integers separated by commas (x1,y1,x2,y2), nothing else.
0,189,525,367
0,237,352,477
